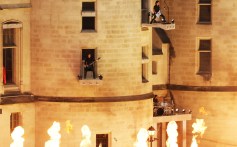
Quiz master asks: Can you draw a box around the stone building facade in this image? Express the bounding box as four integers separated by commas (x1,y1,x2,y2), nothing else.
0,0,237,147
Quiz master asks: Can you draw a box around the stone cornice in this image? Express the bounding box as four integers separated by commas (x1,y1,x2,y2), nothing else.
153,84,237,92
0,92,154,105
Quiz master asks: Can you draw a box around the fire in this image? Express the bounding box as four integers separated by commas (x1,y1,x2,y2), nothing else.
190,135,198,147
134,128,149,147
191,119,207,147
80,125,92,147
166,121,178,147
45,121,61,147
10,126,25,147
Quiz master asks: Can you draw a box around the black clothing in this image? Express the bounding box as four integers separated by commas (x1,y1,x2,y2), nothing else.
154,5,161,13
84,57,95,79
150,4,166,24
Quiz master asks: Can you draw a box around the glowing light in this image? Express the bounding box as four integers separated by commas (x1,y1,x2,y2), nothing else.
191,119,207,147
65,120,73,134
10,126,25,147
192,119,207,137
134,128,149,147
190,135,198,147
80,125,92,147
98,143,102,147
166,121,178,147
199,107,208,115
45,121,61,147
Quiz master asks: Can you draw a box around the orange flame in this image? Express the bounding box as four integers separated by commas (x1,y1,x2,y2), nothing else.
134,128,149,147
191,119,207,147
45,121,61,147
166,121,178,147
10,126,25,147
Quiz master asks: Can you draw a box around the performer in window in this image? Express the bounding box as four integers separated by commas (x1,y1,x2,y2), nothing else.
84,53,96,79
150,0,166,24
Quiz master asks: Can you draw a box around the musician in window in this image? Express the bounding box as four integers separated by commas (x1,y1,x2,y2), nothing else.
84,53,96,79
150,0,166,24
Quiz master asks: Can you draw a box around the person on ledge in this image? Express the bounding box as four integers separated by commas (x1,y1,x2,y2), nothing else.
84,53,96,79
150,0,166,24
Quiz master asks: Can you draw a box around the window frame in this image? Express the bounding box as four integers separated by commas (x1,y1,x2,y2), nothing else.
10,112,22,133
141,45,149,83
197,0,212,24
81,1,97,32
81,48,99,79
2,21,22,89
196,37,212,75
152,61,157,75
96,133,110,147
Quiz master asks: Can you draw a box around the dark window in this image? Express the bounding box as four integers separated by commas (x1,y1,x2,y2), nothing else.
199,52,211,72
82,17,95,30
199,5,211,22
152,61,157,75
3,28,15,85
199,40,211,51
141,0,149,23
96,134,108,147
3,29,15,46
199,0,211,3
198,0,211,23
3,48,14,84
198,39,211,74
10,112,22,133
82,2,95,11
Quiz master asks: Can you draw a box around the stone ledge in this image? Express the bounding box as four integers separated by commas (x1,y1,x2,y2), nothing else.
142,23,175,30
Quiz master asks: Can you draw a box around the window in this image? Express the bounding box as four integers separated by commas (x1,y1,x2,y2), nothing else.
10,112,22,133
82,2,96,31
2,21,22,86
152,61,157,75
198,0,211,23
96,134,109,147
142,46,148,60
81,49,100,79
141,0,149,23
142,64,149,83
197,39,211,74
141,46,149,83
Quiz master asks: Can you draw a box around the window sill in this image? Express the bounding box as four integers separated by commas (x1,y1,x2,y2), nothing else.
79,79,103,85
3,84,21,95
81,30,97,33
196,71,211,75
196,22,212,25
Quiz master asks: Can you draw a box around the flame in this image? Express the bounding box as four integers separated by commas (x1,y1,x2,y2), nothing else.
10,126,25,147
190,135,198,147
166,121,178,147
45,121,61,147
134,128,149,147
80,125,92,147
191,119,207,147
65,120,73,134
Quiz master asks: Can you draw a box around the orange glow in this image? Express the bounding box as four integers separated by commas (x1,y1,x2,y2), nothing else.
166,121,178,147
191,119,207,147
10,126,25,147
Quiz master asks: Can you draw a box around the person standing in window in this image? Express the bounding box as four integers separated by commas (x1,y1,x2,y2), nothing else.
150,0,166,24
84,53,96,79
